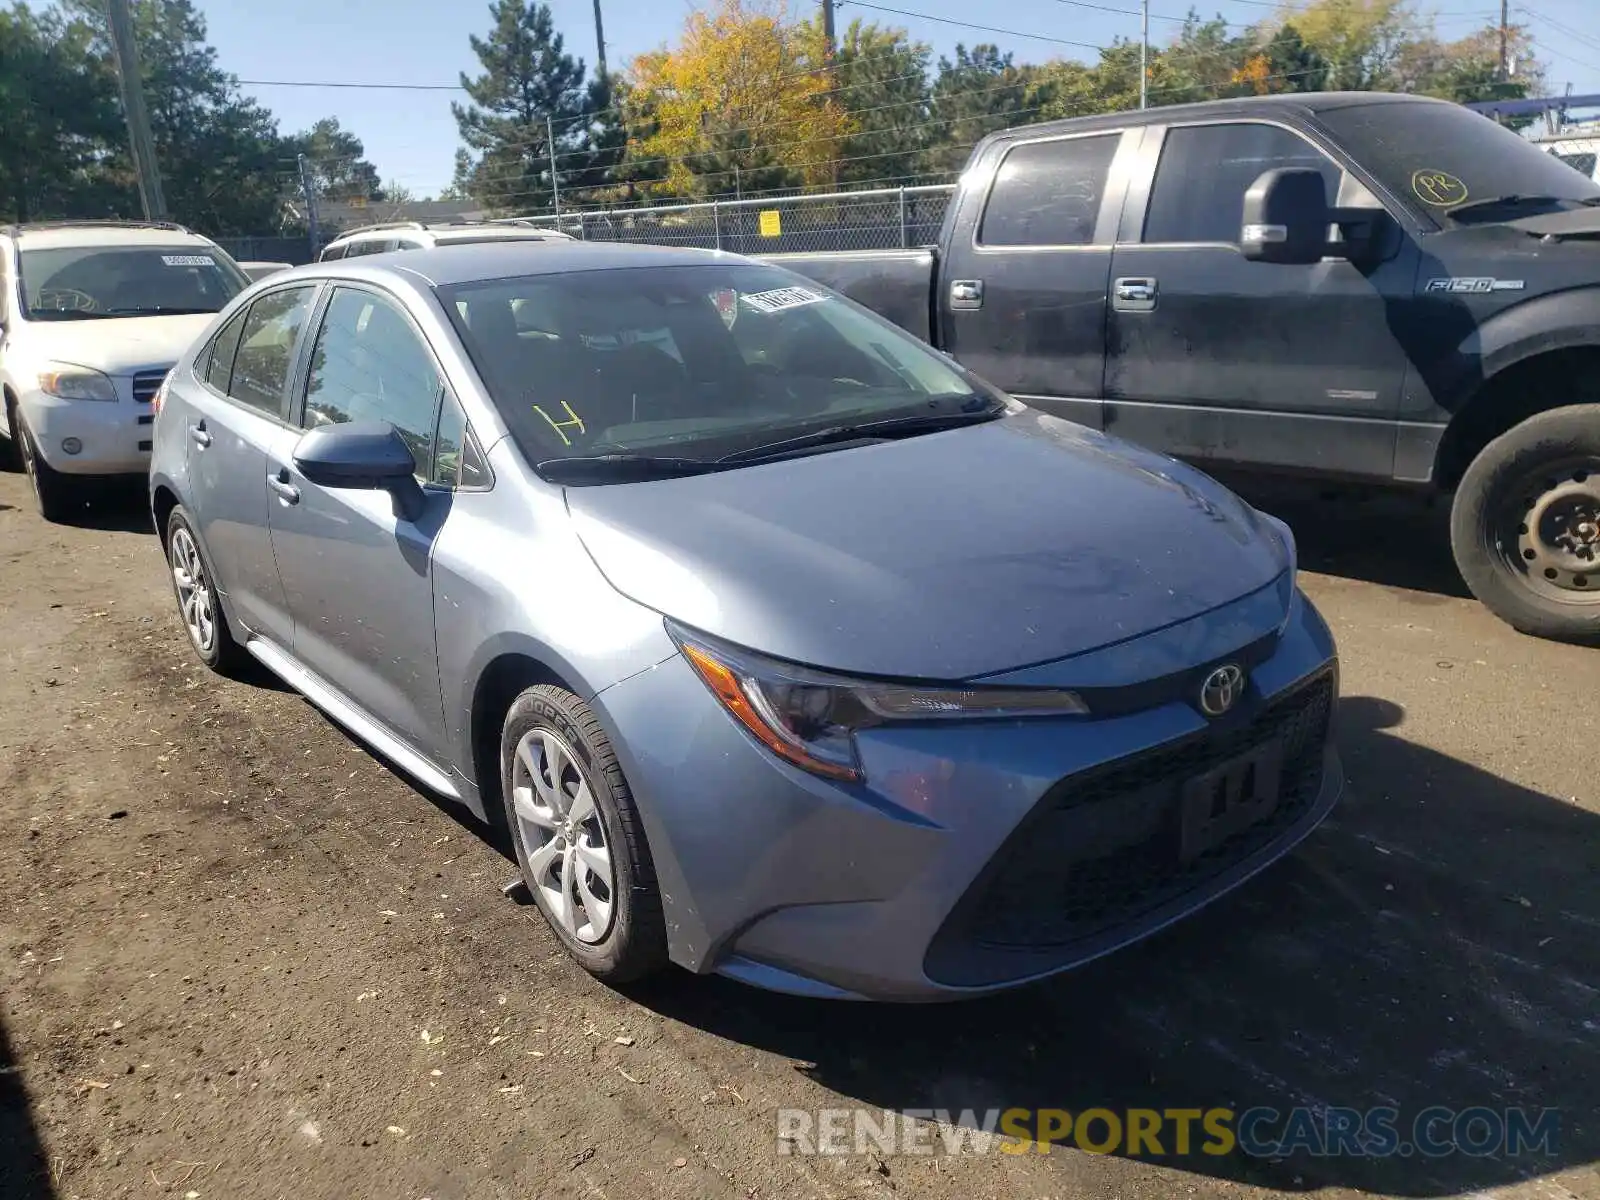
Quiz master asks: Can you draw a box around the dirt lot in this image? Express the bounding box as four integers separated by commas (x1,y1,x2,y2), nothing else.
0,470,1595,1200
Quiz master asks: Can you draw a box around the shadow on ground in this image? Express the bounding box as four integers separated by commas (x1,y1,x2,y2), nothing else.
0,1016,54,1199
1216,474,1470,600
633,695,1598,1197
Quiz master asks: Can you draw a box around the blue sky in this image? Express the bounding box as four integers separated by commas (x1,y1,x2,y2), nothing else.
199,0,1600,197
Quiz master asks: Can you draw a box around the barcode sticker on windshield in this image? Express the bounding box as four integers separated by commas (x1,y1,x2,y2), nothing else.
161,254,215,267
740,286,824,314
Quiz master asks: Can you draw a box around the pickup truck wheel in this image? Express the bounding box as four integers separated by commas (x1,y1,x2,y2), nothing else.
1451,404,1600,645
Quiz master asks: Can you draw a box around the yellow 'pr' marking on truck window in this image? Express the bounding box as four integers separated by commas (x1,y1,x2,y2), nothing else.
533,402,586,446
1411,170,1468,207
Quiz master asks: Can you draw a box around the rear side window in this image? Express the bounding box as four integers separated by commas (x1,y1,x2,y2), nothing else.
1144,122,1341,245
321,243,347,262
228,286,317,417
979,134,1121,247
204,308,248,391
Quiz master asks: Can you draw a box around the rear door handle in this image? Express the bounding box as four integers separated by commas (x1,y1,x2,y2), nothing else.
949,279,984,310
267,469,300,505
1113,277,1158,312
189,421,211,448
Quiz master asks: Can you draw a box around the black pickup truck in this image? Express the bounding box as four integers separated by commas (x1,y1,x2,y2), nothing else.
765,91,1600,645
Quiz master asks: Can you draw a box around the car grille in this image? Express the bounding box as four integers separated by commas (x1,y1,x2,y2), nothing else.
132,370,169,404
924,670,1334,985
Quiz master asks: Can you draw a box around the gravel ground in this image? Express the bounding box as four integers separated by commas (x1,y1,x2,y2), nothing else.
0,470,1595,1200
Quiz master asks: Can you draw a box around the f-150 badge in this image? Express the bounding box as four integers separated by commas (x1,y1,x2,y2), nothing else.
1424,277,1526,294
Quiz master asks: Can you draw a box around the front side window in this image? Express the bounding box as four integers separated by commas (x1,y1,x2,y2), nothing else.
440,263,995,472
432,390,489,488
1144,123,1342,245
302,287,441,477
16,244,248,320
980,134,1121,247
229,286,317,416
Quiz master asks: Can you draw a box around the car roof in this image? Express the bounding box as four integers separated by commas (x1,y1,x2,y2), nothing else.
976,90,1455,146
341,240,736,287
6,223,217,250
328,224,571,245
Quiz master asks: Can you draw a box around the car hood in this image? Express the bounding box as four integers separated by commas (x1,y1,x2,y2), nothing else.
567,410,1291,680
17,313,216,375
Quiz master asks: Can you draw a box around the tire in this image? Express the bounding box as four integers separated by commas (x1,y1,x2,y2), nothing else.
1451,403,1600,646
164,505,248,674
499,685,667,984
0,399,20,472
17,416,79,522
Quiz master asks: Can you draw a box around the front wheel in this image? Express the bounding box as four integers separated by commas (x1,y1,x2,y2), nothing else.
18,417,79,522
499,685,667,984
1451,404,1600,645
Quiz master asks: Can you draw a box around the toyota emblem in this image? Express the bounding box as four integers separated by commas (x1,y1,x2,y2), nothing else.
1198,664,1245,717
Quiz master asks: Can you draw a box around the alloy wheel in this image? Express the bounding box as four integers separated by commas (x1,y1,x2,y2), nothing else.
169,526,217,654
510,727,616,944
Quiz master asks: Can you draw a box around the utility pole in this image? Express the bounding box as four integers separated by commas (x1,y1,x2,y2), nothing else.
547,114,561,218
1498,0,1509,79
822,0,836,59
107,0,166,220
1139,0,1149,109
297,154,320,260
592,0,608,81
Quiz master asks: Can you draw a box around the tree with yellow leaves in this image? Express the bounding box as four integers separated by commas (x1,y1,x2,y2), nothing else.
623,0,854,199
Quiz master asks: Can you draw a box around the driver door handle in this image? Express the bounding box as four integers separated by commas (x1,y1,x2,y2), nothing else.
189,421,211,448
1113,277,1158,312
267,468,300,505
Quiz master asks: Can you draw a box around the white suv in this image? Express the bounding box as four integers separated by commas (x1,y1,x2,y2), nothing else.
1,220,251,520
318,220,573,261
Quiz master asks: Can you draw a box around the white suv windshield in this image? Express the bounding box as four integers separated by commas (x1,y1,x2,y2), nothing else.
440,263,993,471
18,245,247,321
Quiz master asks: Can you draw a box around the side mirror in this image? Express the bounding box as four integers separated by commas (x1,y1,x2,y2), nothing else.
1240,168,1338,265
292,421,426,521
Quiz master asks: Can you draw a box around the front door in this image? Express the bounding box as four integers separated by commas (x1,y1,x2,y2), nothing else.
265,284,453,758
184,284,320,649
1105,119,1418,480
939,129,1135,430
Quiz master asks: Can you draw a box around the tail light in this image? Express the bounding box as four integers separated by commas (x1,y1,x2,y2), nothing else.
151,371,171,416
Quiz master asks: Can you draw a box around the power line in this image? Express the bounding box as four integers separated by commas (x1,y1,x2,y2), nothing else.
842,1,1107,49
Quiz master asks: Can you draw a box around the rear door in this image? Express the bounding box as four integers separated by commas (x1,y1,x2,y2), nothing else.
184,284,320,649
1104,119,1418,479
263,283,454,758
937,128,1138,430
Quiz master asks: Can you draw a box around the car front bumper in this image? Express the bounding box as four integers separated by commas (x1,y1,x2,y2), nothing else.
594,585,1341,1002
19,384,160,476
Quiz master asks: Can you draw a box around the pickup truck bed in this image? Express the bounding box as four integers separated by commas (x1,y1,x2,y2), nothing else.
755,249,935,344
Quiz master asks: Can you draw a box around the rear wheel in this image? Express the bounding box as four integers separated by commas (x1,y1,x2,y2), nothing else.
164,505,247,674
499,685,667,984
1451,404,1600,645
18,417,78,522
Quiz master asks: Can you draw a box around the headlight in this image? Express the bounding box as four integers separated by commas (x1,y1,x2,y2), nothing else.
37,365,117,401
669,624,1087,782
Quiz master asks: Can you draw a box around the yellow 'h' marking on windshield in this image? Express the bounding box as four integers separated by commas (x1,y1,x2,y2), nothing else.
533,402,586,446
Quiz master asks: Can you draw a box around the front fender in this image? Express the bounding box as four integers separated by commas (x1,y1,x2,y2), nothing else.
1431,287,1600,414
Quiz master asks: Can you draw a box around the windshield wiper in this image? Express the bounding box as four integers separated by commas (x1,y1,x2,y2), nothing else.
535,453,723,482
103,306,219,316
716,402,1003,465
1445,194,1600,219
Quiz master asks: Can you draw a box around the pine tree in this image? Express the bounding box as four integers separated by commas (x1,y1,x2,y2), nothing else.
830,20,931,188
452,0,596,214
923,45,1033,176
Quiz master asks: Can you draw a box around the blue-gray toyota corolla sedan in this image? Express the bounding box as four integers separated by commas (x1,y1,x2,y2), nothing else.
149,242,1341,1001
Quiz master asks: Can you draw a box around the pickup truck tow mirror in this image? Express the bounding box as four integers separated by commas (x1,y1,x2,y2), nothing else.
1240,168,1337,265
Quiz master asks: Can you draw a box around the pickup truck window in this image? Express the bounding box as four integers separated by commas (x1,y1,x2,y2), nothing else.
1316,100,1600,220
1144,122,1340,245
980,134,1121,247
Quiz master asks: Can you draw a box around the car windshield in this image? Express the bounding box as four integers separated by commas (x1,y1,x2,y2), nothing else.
17,244,248,320
1315,101,1600,223
439,263,996,471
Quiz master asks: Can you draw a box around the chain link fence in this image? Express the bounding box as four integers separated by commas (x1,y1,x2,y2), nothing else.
519,185,955,254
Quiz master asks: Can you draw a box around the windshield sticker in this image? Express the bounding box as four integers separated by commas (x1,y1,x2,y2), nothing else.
1411,170,1468,207
533,401,586,447
740,286,824,315
160,254,215,267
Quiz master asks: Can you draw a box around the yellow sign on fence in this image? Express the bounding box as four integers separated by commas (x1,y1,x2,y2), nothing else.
759,209,782,237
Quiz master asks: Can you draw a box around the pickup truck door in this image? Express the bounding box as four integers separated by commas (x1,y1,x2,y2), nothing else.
1104,119,1418,480
938,129,1141,431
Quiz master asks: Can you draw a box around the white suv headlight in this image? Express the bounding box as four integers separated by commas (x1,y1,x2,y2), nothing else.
38,364,118,401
